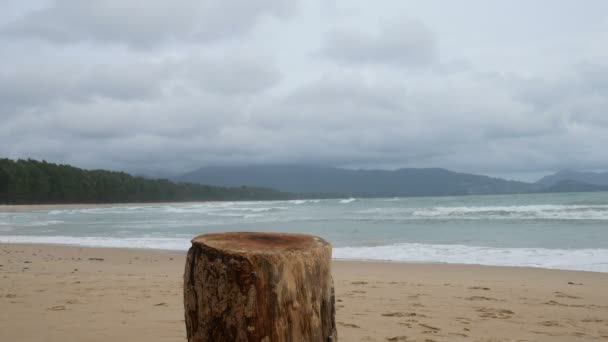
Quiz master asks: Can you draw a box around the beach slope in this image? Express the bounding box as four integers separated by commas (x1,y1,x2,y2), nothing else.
1,244,607,341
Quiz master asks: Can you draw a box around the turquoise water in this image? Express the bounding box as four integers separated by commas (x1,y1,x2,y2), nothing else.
1,192,608,272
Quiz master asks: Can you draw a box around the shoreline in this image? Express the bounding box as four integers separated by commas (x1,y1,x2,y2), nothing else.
2,243,607,341
2,241,607,275
0,202,208,213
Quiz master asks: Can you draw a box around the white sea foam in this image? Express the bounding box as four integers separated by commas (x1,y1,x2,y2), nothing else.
289,200,322,205
355,204,608,221
383,197,401,202
334,243,608,273
234,207,288,212
0,235,191,251
40,201,608,221
26,220,65,226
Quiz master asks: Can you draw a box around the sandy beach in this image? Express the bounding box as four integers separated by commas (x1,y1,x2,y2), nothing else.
1,244,607,341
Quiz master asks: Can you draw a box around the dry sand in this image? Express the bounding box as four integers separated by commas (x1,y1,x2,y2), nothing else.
1,244,607,342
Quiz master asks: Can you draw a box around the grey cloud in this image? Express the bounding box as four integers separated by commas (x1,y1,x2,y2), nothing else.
508,63,608,129
2,1,608,179
0,59,171,113
181,54,282,95
0,0,295,47
0,50,280,118
4,60,608,177
319,20,438,67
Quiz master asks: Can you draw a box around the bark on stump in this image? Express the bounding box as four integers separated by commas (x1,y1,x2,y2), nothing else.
184,232,337,342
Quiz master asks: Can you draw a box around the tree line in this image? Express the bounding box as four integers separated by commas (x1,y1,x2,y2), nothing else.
0,158,294,204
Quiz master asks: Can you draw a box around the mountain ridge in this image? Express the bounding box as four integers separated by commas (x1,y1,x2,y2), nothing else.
540,179,608,193
176,165,539,197
537,170,608,187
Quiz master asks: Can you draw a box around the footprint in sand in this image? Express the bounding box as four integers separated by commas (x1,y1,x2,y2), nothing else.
539,320,562,327
386,336,412,342
454,316,472,325
554,291,582,299
476,307,514,319
337,322,360,328
120,309,138,314
468,286,491,290
465,296,500,301
47,306,67,311
382,312,426,318
544,300,568,306
580,317,604,323
419,323,441,333
534,330,563,337
448,333,468,338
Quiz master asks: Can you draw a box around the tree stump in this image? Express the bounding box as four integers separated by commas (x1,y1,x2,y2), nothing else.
184,232,337,342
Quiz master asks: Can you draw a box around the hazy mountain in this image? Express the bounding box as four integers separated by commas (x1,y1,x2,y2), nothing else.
177,165,537,197
536,170,608,187
540,179,608,193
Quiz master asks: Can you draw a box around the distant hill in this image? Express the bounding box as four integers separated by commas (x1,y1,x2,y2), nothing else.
540,180,608,193
536,170,608,187
0,159,293,205
176,165,538,197
4,159,606,205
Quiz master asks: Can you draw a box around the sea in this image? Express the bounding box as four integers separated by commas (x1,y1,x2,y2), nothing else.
1,192,608,273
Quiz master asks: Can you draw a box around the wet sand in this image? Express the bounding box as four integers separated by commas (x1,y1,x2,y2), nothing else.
0,203,179,213
1,244,607,341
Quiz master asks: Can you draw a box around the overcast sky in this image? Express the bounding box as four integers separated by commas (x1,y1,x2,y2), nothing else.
1,0,607,181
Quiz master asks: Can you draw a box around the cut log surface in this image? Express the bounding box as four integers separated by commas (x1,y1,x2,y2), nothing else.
184,232,337,342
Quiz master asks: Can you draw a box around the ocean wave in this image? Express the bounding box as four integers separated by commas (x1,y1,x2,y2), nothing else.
412,204,608,220
161,205,288,214
289,199,322,205
232,207,288,213
339,198,357,204
352,204,608,221
383,197,402,202
26,220,65,226
334,243,608,272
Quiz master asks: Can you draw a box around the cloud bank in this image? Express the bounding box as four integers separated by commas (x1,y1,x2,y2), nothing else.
1,0,608,180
